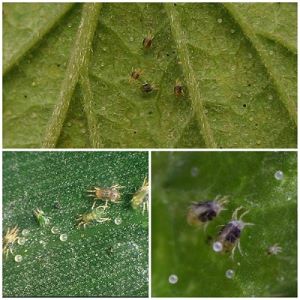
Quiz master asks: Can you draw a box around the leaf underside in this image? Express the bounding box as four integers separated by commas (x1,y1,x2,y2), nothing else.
3,152,148,297
3,3,297,148
152,152,297,297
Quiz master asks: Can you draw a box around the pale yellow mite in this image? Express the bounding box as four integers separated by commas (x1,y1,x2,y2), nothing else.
131,178,149,214
3,225,19,258
76,206,110,229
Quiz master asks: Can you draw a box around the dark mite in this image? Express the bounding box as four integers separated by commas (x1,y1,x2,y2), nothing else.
141,82,154,93
130,68,143,81
143,33,154,49
187,195,228,229
215,206,253,259
174,80,184,96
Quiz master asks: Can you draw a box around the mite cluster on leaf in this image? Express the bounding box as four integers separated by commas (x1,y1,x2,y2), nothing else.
188,197,254,260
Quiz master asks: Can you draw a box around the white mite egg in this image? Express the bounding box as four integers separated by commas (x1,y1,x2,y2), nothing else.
274,170,284,180
225,269,235,279
59,234,68,242
213,241,223,252
168,274,178,284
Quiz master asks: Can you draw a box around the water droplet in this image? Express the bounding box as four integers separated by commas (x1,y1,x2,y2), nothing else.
114,217,122,225
225,269,235,279
248,53,253,59
129,36,134,42
31,82,36,87
67,122,72,127
269,50,274,55
249,117,254,122
51,226,60,234
256,140,261,145
217,18,223,23
191,167,199,177
60,234,68,242
213,241,223,252
18,237,26,245
230,29,235,34
274,170,284,180
15,255,23,263
237,93,241,98
268,95,273,100
22,229,30,237
168,274,178,284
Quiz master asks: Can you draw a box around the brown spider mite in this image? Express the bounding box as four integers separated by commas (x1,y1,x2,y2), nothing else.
143,32,154,49
3,225,19,258
215,206,254,259
141,82,155,93
187,195,228,229
130,68,143,81
174,80,184,97
87,184,124,209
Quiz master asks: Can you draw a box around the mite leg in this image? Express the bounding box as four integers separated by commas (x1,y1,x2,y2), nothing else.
232,206,243,220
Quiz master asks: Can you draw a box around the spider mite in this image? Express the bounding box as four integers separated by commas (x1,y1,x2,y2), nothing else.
87,184,124,209
130,68,143,81
143,32,154,49
215,206,254,259
3,225,19,258
174,80,184,97
131,177,149,214
141,82,155,93
267,244,282,255
187,195,228,229
33,208,51,227
76,206,110,229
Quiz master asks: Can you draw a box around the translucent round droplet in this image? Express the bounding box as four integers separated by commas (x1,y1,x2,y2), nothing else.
129,36,134,42
18,237,26,245
22,229,30,237
274,170,284,181
51,226,60,234
60,234,68,242
217,18,223,23
225,269,235,279
168,274,178,284
15,255,23,263
213,241,223,252
268,95,273,100
114,217,122,225
191,167,199,177
230,29,235,34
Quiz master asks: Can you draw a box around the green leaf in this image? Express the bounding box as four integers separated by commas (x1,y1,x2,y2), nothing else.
3,3,297,148
3,152,148,296
152,152,297,296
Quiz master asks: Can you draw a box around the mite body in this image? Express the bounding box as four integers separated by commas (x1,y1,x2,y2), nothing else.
3,226,19,258
143,33,154,49
267,244,282,255
33,208,51,227
217,206,253,259
174,80,184,97
187,195,228,228
141,82,154,93
76,206,110,229
130,68,143,81
131,177,149,214
87,184,124,209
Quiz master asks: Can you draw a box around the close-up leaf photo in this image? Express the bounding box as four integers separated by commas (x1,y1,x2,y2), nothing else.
152,151,297,297
3,151,149,297
3,3,297,148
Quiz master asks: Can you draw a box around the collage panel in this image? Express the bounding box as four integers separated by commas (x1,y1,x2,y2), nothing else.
152,151,297,297
3,151,149,297
3,2,297,149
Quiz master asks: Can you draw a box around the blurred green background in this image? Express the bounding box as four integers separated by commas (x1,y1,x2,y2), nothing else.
3,151,148,296
152,151,297,297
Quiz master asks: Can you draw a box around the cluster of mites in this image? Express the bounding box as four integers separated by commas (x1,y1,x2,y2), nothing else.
131,33,184,97
3,178,149,258
187,196,282,259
